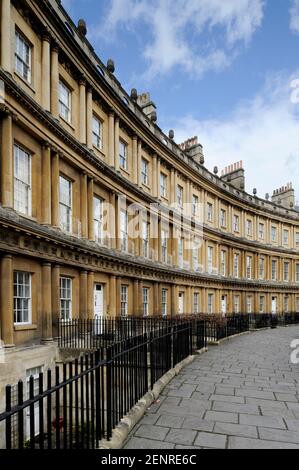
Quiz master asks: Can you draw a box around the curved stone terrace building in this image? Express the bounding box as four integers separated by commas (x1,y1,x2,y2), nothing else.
0,0,298,389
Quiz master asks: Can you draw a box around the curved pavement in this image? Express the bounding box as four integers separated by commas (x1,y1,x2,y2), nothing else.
125,326,299,449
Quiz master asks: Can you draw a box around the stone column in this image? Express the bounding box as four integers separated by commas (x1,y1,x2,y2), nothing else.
109,192,116,249
157,157,161,199
51,151,60,228
138,281,143,317
41,142,51,225
132,136,138,184
79,78,86,144
116,277,122,317
1,0,11,73
42,263,53,342
114,116,120,171
108,112,115,166
0,254,14,347
109,276,117,318
86,86,93,149
41,32,51,112
51,264,60,338
87,271,94,320
115,194,121,251
50,42,59,118
153,282,160,317
171,284,178,318
80,271,88,319
133,280,139,317
152,154,157,197
137,140,142,188
80,172,88,239
1,110,13,208
87,177,94,241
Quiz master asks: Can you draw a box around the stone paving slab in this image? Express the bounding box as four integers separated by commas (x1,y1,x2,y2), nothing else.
124,326,299,450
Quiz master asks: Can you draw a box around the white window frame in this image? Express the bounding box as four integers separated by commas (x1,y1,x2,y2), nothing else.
94,196,103,244
207,246,213,274
271,226,277,242
161,230,168,263
160,173,167,198
14,271,32,325
177,185,183,209
284,296,289,313
246,256,252,279
207,203,213,222
233,215,240,232
162,289,168,317
283,230,289,246
220,209,226,228
246,220,252,236
259,296,265,313
178,238,184,268
296,264,299,283
193,247,199,272
221,250,226,276
259,223,265,240
192,195,199,217
194,293,200,314
142,221,149,258
271,260,277,281
14,144,32,216
259,257,265,280
120,210,128,252
15,31,32,83
247,296,253,314
143,288,149,317
92,115,103,150
119,141,128,170
120,285,128,317
207,294,214,314
60,277,72,321
284,262,289,282
141,159,149,186
233,253,239,278
59,80,72,123
234,296,240,314
59,175,72,233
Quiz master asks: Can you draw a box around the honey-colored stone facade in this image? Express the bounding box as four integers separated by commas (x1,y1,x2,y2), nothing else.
0,0,299,383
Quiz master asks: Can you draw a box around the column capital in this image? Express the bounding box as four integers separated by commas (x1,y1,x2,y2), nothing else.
42,140,51,150
79,75,87,87
51,39,60,53
41,29,52,43
133,134,138,142
42,262,52,268
2,254,13,260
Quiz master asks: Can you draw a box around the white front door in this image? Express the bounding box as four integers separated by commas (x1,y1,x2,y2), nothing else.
94,284,104,334
272,297,277,315
178,293,184,315
25,367,42,441
221,296,227,316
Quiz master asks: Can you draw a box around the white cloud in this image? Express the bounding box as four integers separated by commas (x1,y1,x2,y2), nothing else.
290,0,299,34
171,71,299,200
89,0,265,80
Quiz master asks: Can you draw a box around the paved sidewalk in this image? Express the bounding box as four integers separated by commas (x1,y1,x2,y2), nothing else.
125,326,299,449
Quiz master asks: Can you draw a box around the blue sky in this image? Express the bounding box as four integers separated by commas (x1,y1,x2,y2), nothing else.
63,0,299,202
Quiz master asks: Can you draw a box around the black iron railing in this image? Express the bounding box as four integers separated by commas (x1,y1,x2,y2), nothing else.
0,322,192,449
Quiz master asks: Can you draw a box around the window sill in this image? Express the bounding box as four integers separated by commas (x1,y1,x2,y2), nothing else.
14,324,37,332
14,72,36,94
15,210,37,222
59,115,75,131
119,167,130,176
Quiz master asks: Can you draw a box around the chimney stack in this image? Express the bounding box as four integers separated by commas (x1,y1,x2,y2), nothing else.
271,183,295,209
179,136,204,165
137,92,157,123
220,161,245,191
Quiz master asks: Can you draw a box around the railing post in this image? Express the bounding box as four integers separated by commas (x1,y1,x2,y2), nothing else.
5,385,12,450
